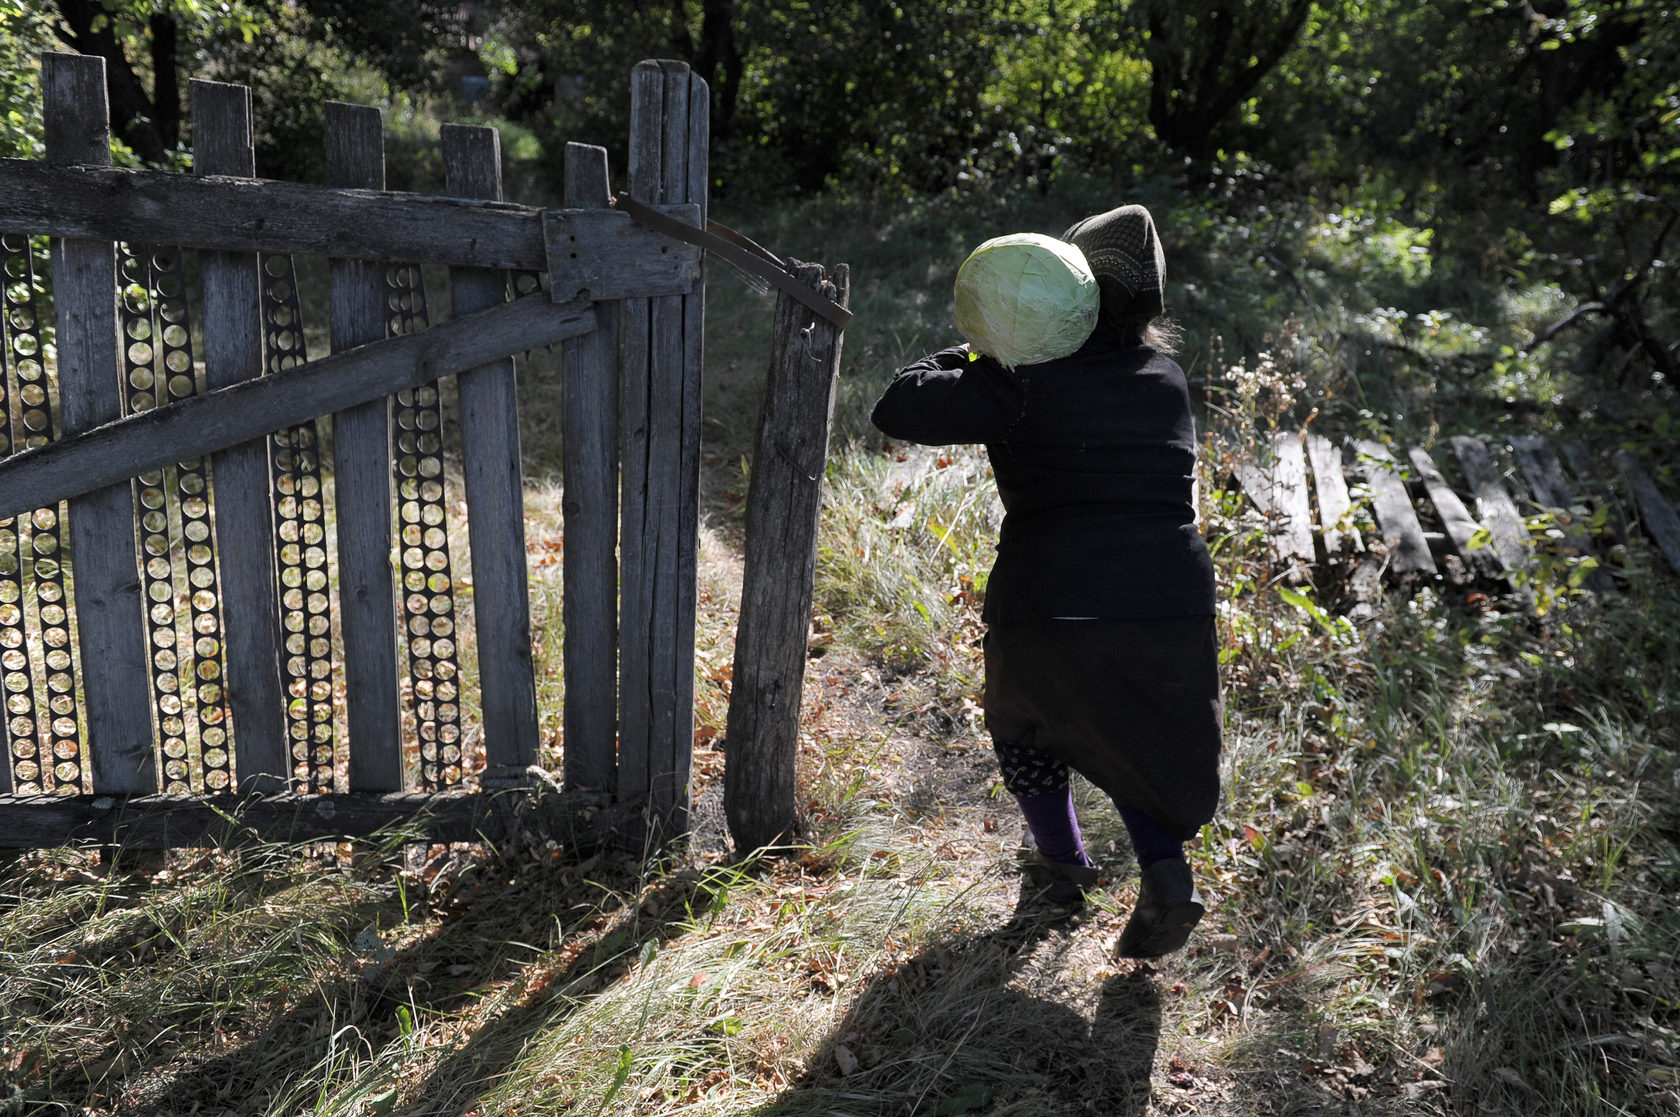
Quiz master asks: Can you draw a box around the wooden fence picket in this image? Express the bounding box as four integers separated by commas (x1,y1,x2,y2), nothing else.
193,79,291,793
45,53,154,795
620,60,708,840
443,123,541,788
327,102,404,792
560,141,620,796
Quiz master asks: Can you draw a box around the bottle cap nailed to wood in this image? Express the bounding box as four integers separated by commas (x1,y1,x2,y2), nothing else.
953,233,1098,369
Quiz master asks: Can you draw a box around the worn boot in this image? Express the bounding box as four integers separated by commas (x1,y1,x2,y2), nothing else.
1019,845,1101,905
1114,859,1204,959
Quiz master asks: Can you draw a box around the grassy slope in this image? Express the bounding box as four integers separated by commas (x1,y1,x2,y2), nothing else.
3,179,1679,1116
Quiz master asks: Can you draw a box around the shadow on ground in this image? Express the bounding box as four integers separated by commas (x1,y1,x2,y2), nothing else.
748,891,1163,1117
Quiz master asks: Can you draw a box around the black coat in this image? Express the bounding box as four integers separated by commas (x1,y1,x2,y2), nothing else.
871,329,1216,624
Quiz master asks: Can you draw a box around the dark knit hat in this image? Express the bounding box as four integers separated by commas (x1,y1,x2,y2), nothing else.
1061,204,1166,323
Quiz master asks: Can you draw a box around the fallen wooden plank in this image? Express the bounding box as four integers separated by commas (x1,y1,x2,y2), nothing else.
0,294,596,521
0,788,628,848
1615,451,1680,574
1231,433,1315,570
1306,433,1361,556
1450,436,1532,579
1558,440,1630,547
1354,440,1436,579
1407,446,1500,580
1511,435,1613,592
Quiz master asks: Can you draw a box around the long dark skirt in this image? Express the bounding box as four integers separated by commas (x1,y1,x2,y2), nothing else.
982,616,1223,840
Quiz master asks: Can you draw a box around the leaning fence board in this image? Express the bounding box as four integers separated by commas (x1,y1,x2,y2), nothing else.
327,102,403,791
725,261,848,852
1450,436,1532,579
0,294,595,520
45,53,156,794
1355,440,1437,579
1407,446,1500,581
193,79,290,792
559,142,619,795
444,124,541,788
1305,433,1360,556
1615,451,1680,574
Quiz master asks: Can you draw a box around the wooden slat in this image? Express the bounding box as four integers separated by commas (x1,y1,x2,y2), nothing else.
0,788,621,848
0,158,541,268
1407,446,1500,581
1511,436,1573,508
724,261,848,852
1450,436,1533,579
1272,432,1315,567
616,61,666,827
1511,435,1613,592
0,294,595,521
327,102,402,791
559,142,619,794
669,64,708,838
1305,433,1360,556
442,123,541,789
192,79,290,793
1615,451,1680,574
1355,440,1436,579
1230,440,1313,569
643,60,689,836
1559,440,1630,546
0,158,705,276
541,205,701,300
45,53,156,794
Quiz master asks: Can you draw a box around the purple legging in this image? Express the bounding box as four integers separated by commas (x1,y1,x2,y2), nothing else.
997,738,1184,868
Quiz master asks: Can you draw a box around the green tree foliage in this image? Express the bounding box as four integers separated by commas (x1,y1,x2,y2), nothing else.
41,0,266,165
0,2,55,160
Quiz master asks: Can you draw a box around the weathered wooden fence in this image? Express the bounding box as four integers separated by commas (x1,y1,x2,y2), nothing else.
1229,428,1680,610
0,53,711,849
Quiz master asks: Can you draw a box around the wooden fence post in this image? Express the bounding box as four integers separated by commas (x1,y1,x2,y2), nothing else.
326,102,404,791
724,261,850,853
44,52,156,795
192,79,291,793
441,124,541,788
621,60,707,843
560,142,619,795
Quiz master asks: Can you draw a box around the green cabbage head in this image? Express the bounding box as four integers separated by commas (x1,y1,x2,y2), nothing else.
953,233,1098,368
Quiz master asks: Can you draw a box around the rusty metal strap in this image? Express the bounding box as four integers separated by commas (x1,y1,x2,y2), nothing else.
612,193,853,329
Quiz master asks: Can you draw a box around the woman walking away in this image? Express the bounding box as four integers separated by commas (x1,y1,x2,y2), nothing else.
870,205,1222,960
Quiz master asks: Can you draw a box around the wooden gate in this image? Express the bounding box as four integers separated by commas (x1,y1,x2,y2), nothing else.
0,53,709,849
